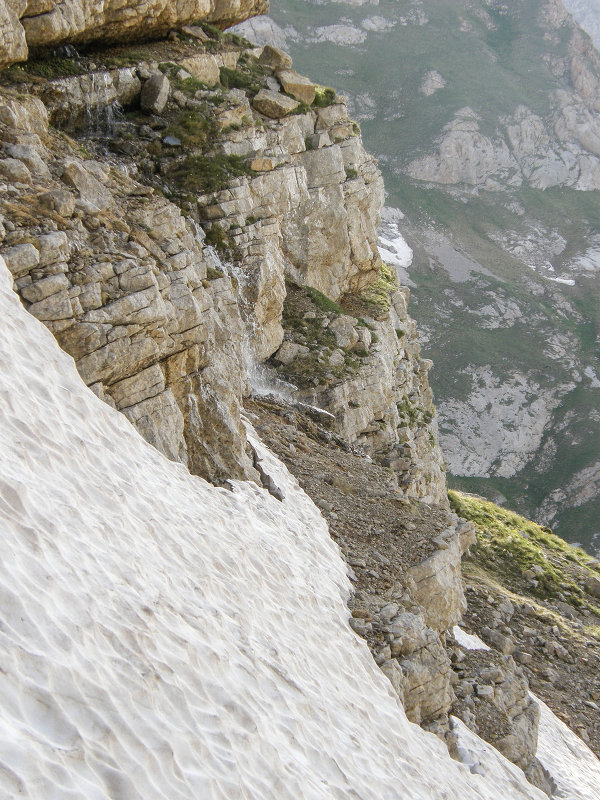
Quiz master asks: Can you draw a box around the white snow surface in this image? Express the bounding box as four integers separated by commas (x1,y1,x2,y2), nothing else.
0,254,553,799
378,209,415,286
451,717,544,797
535,694,600,800
452,625,490,651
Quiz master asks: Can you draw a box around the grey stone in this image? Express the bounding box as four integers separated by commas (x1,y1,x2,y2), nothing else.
0,157,31,183
274,341,309,365
141,73,170,114
2,243,40,277
252,89,300,118
276,69,316,105
39,189,76,217
258,44,292,70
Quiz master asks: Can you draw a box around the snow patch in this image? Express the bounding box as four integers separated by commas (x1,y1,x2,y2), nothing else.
585,365,600,388
535,693,600,800
453,625,490,651
452,717,545,796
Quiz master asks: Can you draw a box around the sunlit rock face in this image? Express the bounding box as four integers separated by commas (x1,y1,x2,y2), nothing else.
0,0,268,67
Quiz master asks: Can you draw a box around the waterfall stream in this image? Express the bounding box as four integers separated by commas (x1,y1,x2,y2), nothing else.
200,240,296,401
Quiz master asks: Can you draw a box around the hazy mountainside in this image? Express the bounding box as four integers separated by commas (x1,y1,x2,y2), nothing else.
246,0,600,554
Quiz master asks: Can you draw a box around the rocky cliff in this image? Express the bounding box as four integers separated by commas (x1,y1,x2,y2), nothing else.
0,0,268,68
1,10,597,796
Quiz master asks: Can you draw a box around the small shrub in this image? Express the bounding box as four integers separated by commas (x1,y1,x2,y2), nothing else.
359,262,396,315
345,167,358,180
312,86,336,107
198,21,223,39
220,57,267,95
165,110,217,149
3,57,85,80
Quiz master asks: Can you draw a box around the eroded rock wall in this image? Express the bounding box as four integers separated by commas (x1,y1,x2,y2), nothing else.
0,0,268,68
0,91,256,484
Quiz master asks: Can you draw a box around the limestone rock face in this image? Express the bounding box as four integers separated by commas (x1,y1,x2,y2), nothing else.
451,644,542,785
0,0,268,66
200,96,383,360
406,524,468,631
277,284,447,506
39,68,141,131
407,36,600,193
0,89,257,485
0,0,27,68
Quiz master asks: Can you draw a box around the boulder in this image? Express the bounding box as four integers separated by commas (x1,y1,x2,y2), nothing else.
276,69,316,105
252,89,300,119
141,73,170,115
0,157,31,184
61,162,113,212
4,144,50,179
39,189,76,218
274,341,309,366
258,44,293,71
329,315,359,350
179,55,220,86
1,243,40,278
585,573,600,598
250,157,277,172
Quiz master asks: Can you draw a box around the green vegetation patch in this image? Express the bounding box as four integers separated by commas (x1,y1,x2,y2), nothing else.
274,283,364,388
304,286,344,315
2,57,85,81
396,398,434,429
358,262,396,316
219,55,267,95
164,109,217,149
312,86,336,108
168,152,251,193
449,490,598,604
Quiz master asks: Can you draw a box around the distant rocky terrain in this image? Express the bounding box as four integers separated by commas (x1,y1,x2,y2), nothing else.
241,0,600,554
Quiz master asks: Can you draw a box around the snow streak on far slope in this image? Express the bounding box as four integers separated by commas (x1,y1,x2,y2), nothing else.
0,253,546,800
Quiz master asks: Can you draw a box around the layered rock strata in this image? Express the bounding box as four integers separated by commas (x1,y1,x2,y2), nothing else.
0,35,427,495
0,90,256,484
0,0,268,68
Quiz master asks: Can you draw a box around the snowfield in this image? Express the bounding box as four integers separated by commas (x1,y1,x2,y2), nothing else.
0,253,582,798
